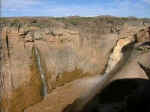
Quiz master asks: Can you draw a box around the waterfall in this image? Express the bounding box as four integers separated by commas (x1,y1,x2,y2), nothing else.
34,47,48,97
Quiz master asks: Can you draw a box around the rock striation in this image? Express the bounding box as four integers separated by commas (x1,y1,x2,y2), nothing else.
0,17,150,112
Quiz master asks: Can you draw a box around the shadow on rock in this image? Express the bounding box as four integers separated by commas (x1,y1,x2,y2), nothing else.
64,78,150,112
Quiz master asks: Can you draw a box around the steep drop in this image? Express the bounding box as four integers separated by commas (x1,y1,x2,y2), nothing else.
33,47,48,97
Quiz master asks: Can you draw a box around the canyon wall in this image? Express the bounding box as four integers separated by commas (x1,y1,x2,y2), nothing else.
0,17,150,112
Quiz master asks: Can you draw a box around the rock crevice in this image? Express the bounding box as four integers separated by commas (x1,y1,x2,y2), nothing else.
0,17,150,112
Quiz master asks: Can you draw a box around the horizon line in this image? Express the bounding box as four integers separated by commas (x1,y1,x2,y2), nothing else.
1,15,150,19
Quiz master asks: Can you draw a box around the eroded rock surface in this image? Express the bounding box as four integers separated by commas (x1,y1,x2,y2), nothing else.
0,17,150,112
0,24,118,112
0,27,43,112
25,26,150,112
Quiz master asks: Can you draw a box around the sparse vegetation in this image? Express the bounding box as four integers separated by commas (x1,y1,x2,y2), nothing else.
1,16,150,28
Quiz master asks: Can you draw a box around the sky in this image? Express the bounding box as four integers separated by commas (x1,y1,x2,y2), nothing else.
1,0,150,18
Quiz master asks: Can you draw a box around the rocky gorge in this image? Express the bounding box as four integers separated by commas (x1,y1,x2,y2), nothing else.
0,16,150,112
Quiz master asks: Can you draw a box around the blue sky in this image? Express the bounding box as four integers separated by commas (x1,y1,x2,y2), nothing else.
1,0,150,18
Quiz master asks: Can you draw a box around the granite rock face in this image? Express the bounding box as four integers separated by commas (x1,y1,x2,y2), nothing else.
0,17,150,112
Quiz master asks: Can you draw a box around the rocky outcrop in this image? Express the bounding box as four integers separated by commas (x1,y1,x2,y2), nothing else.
112,26,150,80
0,24,118,112
0,17,150,112
25,26,150,112
0,27,43,112
136,26,150,42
